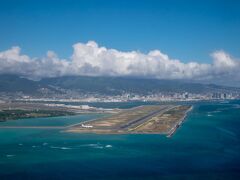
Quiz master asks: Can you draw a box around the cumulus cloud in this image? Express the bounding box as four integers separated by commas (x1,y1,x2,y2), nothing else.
0,41,239,84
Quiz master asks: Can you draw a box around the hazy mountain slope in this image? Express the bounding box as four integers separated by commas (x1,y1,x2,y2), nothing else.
0,74,41,94
40,76,240,94
0,74,239,95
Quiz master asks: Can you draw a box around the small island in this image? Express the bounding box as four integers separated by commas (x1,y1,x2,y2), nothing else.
66,105,192,137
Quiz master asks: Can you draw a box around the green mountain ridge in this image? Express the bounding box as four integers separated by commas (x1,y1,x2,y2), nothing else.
0,74,239,96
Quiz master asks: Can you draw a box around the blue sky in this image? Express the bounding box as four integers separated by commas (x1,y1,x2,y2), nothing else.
0,0,239,63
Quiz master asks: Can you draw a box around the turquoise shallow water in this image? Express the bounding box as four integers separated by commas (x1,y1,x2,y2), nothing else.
0,114,107,127
0,101,240,179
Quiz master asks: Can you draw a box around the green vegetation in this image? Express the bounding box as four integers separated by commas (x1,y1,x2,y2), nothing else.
0,109,75,121
0,74,239,95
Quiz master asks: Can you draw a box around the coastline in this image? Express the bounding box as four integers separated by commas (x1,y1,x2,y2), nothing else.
66,105,193,136
167,105,193,138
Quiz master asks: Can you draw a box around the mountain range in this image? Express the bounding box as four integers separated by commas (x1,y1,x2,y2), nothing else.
0,74,239,96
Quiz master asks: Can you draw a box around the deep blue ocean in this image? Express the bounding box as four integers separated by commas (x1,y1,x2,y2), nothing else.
0,100,240,179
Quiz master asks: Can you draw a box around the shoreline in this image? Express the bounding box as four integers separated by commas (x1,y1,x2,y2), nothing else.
166,105,193,138
0,105,193,136
66,105,192,136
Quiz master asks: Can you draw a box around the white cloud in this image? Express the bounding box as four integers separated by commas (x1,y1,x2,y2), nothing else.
0,41,239,84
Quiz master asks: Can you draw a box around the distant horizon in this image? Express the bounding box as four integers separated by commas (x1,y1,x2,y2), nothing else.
1,73,240,89
1,1,240,179
0,0,240,86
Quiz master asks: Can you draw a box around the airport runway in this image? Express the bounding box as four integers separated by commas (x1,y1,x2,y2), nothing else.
119,105,176,130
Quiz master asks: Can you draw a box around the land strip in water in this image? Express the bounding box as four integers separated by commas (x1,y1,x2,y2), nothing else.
0,103,192,136
66,105,192,136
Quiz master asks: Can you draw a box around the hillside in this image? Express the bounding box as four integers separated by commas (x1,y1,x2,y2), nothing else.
0,74,239,96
